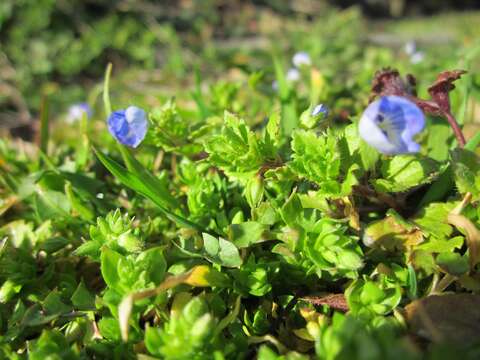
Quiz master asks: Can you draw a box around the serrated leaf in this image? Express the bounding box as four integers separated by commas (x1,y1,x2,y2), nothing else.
451,148,480,200
363,213,423,251
372,155,439,193
413,202,455,238
289,130,357,196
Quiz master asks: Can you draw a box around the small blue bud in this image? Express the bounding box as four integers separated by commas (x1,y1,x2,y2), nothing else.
67,103,92,123
292,52,311,68
359,95,425,155
311,104,329,117
300,103,329,129
107,106,148,148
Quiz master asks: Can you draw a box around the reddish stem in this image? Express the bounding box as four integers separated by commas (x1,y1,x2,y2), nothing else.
445,111,466,148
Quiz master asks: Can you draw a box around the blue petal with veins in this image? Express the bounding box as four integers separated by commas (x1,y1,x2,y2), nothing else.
359,95,424,155
107,106,148,148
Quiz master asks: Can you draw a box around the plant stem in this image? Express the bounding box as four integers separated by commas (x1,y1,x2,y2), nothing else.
445,111,466,147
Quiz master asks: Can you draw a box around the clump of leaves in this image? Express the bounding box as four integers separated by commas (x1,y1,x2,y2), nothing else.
75,210,144,260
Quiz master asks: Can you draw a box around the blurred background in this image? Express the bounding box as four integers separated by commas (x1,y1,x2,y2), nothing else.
1,0,479,139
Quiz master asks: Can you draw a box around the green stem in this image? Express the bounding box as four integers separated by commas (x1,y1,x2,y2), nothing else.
103,62,135,171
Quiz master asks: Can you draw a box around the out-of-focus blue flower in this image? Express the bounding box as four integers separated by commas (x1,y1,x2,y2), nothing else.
311,104,329,117
107,106,148,148
292,52,311,68
410,51,424,64
359,95,425,155
67,103,92,123
404,41,416,56
286,68,301,82
404,41,424,64
272,80,279,91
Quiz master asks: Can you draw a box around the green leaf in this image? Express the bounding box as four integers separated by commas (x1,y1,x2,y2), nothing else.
98,317,122,341
289,130,356,197
280,192,303,227
417,236,464,253
43,291,72,316
451,148,480,200
202,233,242,267
363,212,423,251
135,247,167,285
218,238,242,267
344,123,379,171
436,252,469,276
94,148,203,232
65,181,95,222
419,102,480,208
372,155,439,193
29,330,79,360
229,222,267,248
100,248,123,291
203,233,220,257
413,202,455,239
204,112,277,180
346,277,401,316
34,189,71,220
71,280,96,311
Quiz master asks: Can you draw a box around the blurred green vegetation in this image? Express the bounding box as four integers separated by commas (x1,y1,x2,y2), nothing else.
1,0,480,127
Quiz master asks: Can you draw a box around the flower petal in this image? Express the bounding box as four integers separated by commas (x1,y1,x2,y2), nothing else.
107,106,148,148
292,52,311,68
359,95,424,155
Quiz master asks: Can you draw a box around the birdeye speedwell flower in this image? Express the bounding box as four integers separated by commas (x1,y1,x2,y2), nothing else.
292,51,311,68
286,68,301,82
67,102,92,123
107,106,148,148
359,95,425,155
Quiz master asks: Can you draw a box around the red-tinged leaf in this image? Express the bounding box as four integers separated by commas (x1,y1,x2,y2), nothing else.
428,70,467,113
369,68,412,101
301,294,349,312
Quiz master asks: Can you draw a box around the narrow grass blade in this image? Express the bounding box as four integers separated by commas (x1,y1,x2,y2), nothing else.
94,148,203,231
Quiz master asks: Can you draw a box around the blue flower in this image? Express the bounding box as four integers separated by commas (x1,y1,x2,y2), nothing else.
292,52,311,68
107,106,148,148
404,41,417,56
410,51,424,64
311,104,329,118
286,68,301,82
67,103,92,123
359,95,425,154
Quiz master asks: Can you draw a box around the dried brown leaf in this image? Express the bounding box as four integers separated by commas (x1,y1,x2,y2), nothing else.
405,294,480,345
301,294,348,312
447,213,480,268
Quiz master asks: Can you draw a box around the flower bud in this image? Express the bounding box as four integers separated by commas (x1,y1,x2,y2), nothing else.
245,175,264,209
300,103,329,129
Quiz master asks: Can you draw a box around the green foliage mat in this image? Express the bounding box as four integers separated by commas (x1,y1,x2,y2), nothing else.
2,4,480,360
